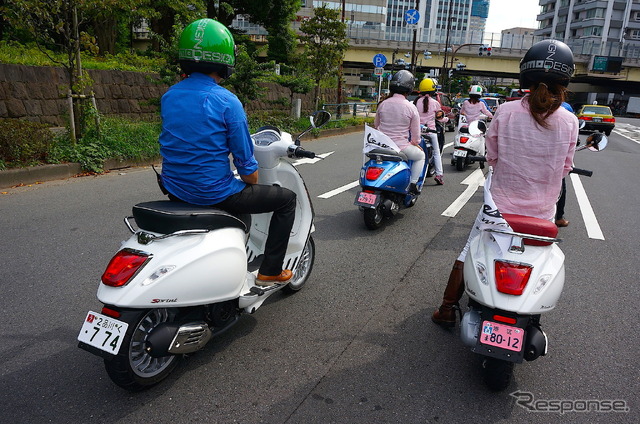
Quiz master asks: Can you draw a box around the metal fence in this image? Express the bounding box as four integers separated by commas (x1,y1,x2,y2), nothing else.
322,102,377,120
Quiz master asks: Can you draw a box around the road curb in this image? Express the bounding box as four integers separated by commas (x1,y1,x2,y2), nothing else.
0,125,365,189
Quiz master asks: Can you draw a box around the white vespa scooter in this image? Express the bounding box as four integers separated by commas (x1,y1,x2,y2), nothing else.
459,131,607,391
451,115,487,171
77,110,331,391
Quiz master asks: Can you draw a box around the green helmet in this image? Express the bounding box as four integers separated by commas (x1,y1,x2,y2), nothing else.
178,18,236,78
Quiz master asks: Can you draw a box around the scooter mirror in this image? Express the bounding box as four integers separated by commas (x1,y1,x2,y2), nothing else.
578,120,586,130
311,110,331,128
295,110,332,146
586,133,608,151
468,121,485,136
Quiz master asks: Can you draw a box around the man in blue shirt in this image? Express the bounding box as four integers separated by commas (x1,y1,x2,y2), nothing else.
159,19,296,286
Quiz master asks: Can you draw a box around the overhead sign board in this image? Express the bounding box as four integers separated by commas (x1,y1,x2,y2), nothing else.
592,56,623,73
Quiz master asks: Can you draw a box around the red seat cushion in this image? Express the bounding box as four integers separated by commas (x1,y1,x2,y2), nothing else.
502,214,558,246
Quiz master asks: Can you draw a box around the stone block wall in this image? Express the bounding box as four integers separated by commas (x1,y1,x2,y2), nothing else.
0,63,336,126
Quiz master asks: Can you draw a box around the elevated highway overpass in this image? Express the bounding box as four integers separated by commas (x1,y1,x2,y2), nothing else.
342,38,640,95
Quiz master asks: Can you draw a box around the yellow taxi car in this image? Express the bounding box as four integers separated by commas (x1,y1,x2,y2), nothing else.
576,104,615,136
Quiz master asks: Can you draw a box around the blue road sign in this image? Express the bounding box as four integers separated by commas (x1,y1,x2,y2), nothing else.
405,9,420,25
373,53,387,68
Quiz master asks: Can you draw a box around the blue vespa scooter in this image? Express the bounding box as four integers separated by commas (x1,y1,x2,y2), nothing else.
354,130,431,230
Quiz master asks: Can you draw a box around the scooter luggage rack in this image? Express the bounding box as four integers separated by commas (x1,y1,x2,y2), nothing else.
124,216,209,245
485,228,562,254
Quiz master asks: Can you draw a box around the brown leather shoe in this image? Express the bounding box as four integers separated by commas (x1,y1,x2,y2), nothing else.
555,219,570,227
256,269,293,287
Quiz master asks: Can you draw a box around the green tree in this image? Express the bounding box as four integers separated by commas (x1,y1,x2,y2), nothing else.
273,63,314,109
223,44,270,106
299,4,348,108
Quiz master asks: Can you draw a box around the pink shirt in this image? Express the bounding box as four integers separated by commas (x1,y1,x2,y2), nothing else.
485,98,578,220
374,93,421,149
415,95,443,130
461,100,493,122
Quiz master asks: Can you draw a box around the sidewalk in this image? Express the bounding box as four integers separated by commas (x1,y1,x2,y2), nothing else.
0,125,364,189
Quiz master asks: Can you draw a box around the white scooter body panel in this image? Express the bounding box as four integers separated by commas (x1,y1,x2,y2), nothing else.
464,231,565,314
97,227,248,308
454,116,486,155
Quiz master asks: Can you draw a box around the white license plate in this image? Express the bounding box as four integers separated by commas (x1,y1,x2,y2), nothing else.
453,149,467,157
78,311,128,355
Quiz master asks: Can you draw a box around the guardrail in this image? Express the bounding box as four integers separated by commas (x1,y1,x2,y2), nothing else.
322,102,377,120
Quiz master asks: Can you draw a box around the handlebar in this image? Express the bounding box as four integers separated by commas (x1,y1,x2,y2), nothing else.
291,146,316,159
570,167,593,177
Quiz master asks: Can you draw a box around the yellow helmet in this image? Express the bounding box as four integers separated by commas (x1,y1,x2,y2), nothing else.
418,78,437,93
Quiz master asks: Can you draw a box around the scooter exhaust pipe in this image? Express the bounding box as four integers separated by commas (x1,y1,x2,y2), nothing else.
145,322,212,357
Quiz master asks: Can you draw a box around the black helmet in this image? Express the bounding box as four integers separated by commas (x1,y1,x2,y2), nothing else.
519,39,574,88
390,70,415,94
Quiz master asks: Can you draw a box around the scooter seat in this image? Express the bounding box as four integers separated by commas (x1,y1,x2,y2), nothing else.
366,148,408,162
133,201,250,234
502,213,558,246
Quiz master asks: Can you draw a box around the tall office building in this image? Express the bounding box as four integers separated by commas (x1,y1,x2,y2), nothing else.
535,0,640,53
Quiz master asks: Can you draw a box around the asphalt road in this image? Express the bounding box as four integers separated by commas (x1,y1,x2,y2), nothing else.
1,121,638,424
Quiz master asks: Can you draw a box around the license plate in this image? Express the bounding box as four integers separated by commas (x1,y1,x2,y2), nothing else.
592,117,602,122
355,191,378,206
453,149,467,157
78,311,128,355
479,321,524,352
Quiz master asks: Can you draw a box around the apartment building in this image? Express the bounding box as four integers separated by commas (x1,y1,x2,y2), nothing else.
535,0,640,54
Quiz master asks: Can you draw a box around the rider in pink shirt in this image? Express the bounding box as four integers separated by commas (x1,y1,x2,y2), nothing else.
374,70,424,194
432,40,578,328
460,85,493,122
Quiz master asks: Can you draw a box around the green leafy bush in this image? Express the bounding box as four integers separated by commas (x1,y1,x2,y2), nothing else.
0,119,55,169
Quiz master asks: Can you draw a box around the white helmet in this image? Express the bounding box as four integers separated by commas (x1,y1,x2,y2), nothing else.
469,85,483,96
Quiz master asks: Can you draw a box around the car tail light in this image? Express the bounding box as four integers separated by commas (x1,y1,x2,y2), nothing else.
365,166,384,180
603,118,615,122
579,116,592,121
102,249,150,287
494,260,532,295
459,136,469,144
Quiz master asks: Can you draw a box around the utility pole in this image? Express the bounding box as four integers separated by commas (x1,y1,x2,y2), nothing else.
410,0,420,74
337,0,346,116
441,0,454,86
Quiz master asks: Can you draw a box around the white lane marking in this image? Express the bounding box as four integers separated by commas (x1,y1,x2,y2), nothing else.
319,180,360,199
441,168,485,217
292,151,334,166
612,128,640,145
569,173,604,240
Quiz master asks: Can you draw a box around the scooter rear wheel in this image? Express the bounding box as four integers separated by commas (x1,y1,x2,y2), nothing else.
104,308,180,391
283,236,315,294
455,156,465,171
364,207,384,230
482,357,514,391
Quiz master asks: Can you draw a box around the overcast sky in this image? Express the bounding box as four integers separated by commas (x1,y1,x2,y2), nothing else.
485,0,540,33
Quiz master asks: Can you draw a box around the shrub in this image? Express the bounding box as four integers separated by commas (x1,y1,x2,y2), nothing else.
0,119,55,169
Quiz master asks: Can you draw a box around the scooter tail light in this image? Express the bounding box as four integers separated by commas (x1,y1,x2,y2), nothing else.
459,137,469,144
494,260,532,295
365,166,384,180
101,249,151,287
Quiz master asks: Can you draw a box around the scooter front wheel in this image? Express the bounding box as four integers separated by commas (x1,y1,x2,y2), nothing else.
363,207,384,230
104,308,180,391
283,236,315,294
482,357,514,391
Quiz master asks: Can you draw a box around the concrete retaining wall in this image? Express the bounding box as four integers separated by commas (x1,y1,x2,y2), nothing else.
0,63,336,125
